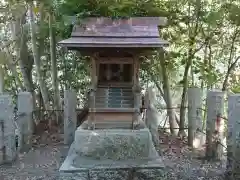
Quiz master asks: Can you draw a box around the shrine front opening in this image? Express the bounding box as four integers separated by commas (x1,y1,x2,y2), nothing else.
98,63,133,84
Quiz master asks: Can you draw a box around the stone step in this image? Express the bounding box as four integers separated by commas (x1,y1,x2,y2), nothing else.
95,104,133,108
97,87,132,91
97,90,132,94
96,96,133,101
96,90,132,93
95,99,133,103
96,92,133,97
89,108,136,113
93,120,133,129
95,101,133,105
96,92,133,96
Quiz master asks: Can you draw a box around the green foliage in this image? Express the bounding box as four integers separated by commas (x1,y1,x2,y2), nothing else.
222,2,240,26
232,85,240,93
1,0,240,110
59,0,166,18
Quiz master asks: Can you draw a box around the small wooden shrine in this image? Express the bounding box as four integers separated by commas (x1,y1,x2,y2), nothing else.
59,17,168,129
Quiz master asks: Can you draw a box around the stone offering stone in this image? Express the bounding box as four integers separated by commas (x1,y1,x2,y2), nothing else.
59,128,165,179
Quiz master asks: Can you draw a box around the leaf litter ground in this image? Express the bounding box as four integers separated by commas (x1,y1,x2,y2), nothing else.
0,131,226,180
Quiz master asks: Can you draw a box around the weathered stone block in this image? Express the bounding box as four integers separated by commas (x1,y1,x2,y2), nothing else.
0,95,16,162
0,120,3,164
59,128,164,180
228,94,240,175
188,88,203,148
74,128,151,160
18,92,33,113
17,92,33,152
206,91,225,160
4,134,16,162
64,90,77,145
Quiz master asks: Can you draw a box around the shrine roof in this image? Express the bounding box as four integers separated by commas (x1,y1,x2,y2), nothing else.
58,17,169,49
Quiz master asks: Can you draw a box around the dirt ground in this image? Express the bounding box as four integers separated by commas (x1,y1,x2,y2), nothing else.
0,131,226,180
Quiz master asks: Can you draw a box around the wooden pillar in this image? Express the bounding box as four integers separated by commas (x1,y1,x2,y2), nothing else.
90,57,97,85
88,57,97,130
120,64,124,81
96,60,100,80
132,56,141,129
106,64,111,81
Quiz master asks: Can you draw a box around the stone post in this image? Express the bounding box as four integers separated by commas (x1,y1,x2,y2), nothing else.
227,94,240,178
88,89,96,130
0,66,4,93
132,85,141,129
0,95,16,162
0,118,3,164
64,90,77,145
187,87,203,148
17,92,33,152
205,91,225,160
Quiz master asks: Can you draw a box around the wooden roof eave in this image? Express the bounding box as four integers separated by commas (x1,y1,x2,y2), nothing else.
58,42,168,57
58,37,169,48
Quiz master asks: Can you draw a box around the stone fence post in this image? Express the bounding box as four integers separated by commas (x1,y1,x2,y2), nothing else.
0,94,16,163
17,92,33,152
227,94,240,178
64,90,77,145
187,87,203,148
205,90,225,160
0,116,3,164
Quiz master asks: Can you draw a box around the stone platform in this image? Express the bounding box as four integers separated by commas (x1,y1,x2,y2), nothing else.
59,128,166,179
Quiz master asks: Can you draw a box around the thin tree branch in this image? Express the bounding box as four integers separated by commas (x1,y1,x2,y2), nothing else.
222,56,240,91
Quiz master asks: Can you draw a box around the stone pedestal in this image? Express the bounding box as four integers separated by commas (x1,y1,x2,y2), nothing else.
17,92,33,152
59,128,165,179
187,88,203,148
205,91,225,160
0,95,16,163
227,94,240,177
64,90,77,145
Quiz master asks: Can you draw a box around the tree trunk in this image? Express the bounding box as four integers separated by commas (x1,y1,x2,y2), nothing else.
222,29,239,91
2,47,24,91
49,11,62,124
11,13,35,94
179,47,193,136
222,56,240,91
159,49,178,135
179,0,201,137
28,2,51,112
201,42,208,88
149,71,182,130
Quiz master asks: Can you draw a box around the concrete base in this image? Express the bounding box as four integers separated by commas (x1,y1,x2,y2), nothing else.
59,128,166,179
